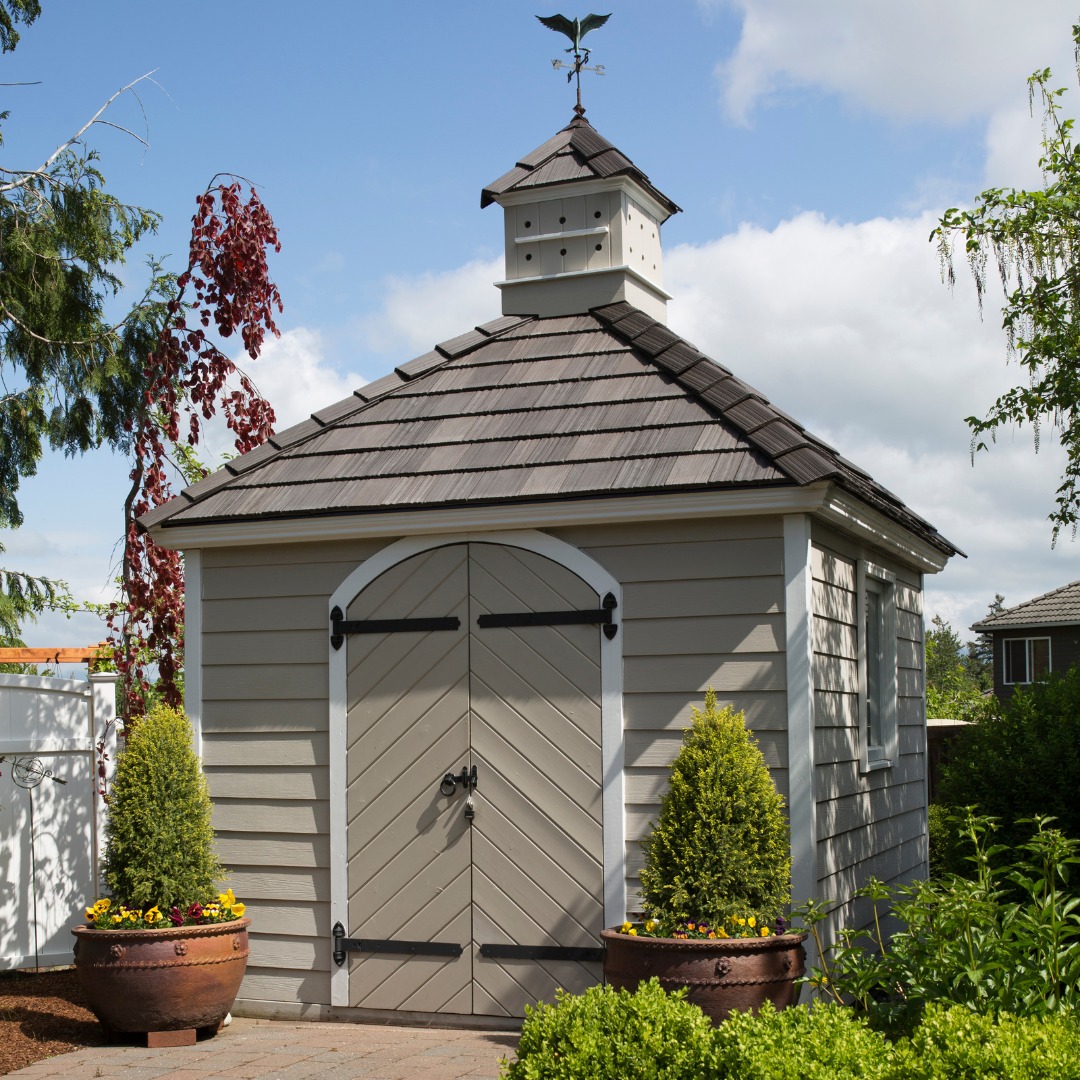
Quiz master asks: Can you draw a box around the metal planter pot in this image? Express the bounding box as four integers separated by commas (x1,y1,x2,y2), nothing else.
72,918,249,1044
600,927,806,1024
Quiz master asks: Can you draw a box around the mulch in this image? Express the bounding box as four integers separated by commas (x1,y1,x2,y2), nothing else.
0,967,108,1075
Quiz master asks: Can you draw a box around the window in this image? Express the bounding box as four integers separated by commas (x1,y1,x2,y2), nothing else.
859,561,898,769
1002,637,1051,685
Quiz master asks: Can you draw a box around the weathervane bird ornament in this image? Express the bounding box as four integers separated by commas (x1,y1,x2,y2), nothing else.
537,13,611,116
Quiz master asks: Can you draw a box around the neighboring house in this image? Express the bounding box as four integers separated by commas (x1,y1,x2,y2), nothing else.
971,580,1080,701
141,114,962,1024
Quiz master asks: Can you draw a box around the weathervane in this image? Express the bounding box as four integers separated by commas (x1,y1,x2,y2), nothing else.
537,13,611,117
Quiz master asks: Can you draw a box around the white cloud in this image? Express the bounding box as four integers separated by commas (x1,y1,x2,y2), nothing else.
357,258,504,360
666,210,1076,632
198,327,367,463
708,1,1077,126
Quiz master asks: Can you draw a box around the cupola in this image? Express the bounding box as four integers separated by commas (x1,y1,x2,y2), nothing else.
482,116,681,322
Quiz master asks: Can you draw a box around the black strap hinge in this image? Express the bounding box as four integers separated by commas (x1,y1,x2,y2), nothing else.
477,592,618,639
332,922,463,964
330,606,461,650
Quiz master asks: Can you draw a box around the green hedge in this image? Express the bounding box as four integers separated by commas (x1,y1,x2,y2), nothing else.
502,981,1080,1080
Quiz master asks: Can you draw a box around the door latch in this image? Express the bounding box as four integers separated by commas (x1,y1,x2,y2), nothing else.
439,764,478,797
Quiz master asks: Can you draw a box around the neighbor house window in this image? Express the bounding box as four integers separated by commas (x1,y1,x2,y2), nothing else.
1002,637,1050,685
859,561,898,769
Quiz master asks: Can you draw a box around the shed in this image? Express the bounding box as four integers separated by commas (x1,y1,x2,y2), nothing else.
142,114,961,1023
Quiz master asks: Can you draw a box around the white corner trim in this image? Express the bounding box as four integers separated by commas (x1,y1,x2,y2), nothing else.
184,549,203,761
328,529,625,1009
820,492,951,574
150,486,832,552
783,516,816,917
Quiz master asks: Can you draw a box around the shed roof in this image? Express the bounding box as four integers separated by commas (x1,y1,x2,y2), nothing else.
971,580,1080,631
140,302,960,558
481,115,681,220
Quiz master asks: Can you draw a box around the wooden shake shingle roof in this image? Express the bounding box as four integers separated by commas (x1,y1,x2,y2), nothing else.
481,115,680,219
140,303,960,558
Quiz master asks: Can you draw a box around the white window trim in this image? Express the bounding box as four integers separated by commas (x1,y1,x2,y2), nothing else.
1002,636,1052,685
858,560,898,772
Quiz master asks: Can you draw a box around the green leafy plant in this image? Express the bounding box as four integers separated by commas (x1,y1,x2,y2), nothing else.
501,978,717,1080
800,812,1080,1037
936,667,1080,873
98,704,229,915
712,1001,898,1080
637,690,791,930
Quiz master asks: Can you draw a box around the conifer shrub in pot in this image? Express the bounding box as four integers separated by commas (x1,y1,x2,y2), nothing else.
602,691,806,1023
72,705,249,1046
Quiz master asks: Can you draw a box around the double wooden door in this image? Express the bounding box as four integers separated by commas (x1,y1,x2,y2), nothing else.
343,543,604,1016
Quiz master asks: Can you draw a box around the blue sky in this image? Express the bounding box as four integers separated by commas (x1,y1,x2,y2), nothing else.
4,0,1080,656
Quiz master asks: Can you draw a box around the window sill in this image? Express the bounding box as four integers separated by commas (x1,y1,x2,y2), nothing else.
861,758,892,774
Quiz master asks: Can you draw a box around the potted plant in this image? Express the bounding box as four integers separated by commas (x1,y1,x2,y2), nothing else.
602,690,806,1023
72,704,249,1047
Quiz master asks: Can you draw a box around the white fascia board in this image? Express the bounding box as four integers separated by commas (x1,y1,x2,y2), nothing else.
494,175,675,225
150,485,832,552
818,491,952,574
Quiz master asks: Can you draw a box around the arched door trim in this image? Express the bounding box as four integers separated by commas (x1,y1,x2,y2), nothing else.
328,530,624,1009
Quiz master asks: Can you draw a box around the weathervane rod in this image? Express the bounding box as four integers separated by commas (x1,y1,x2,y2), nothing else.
537,13,611,117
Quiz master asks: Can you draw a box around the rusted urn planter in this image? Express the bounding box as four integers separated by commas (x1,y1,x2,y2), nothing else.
601,927,807,1024
72,918,249,1043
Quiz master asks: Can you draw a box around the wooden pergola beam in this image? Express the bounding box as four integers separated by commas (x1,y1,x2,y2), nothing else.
0,641,111,664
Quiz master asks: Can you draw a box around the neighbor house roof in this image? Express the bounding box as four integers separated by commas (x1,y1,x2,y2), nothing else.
971,580,1080,631
139,302,960,558
481,115,681,219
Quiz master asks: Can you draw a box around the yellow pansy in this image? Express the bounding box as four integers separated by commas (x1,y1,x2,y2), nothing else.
627,927,638,935
111,913,123,924
218,888,236,908
94,898,111,914
760,926,771,937
748,916,756,928
229,903,246,918
145,907,162,924
620,921,633,934
85,906,97,921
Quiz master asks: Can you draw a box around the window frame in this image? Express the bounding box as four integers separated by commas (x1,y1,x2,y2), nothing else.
1002,636,1051,685
858,560,898,771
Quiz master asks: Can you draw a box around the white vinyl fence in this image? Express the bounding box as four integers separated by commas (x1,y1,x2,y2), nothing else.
0,671,117,970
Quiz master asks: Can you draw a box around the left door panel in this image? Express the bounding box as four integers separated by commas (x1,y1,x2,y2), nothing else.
346,545,472,1013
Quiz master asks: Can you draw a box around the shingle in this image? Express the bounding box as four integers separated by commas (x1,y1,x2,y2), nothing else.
567,122,615,160
396,351,447,380
774,446,841,484
591,301,635,323
481,165,532,205
632,324,683,357
699,378,754,411
746,420,811,457
678,360,728,394
269,417,324,450
652,341,703,376
724,398,778,433
312,393,366,425
436,328,489,358
477,314,534,337
607,309,655,339
355,372,406,402
517,127,574,169
587,148,635,178
139,493,193,531
518,154,595,188
223,440,281,474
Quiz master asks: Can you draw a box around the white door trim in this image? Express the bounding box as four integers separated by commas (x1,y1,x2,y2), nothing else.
328,529,624,1008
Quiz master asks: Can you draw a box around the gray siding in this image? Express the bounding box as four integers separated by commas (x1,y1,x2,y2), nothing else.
201,539,388,1009
810,524,926,943
553,516,788,914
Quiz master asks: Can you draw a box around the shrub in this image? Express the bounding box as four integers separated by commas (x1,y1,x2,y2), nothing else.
936,667,1080,870
500,979,717,1080
102,704,225,910
638,690,790,928
712,1001,897,1079
892,1003,1080,1080
801,812,1080,1036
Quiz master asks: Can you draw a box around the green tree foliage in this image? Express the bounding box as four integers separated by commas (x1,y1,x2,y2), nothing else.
102,704,224,910
0,1,39,53
962,594,1003,692
925,615,987,720
0,10,170,640
935,22,1080,540
639,691,790,926
936,667,1080,863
